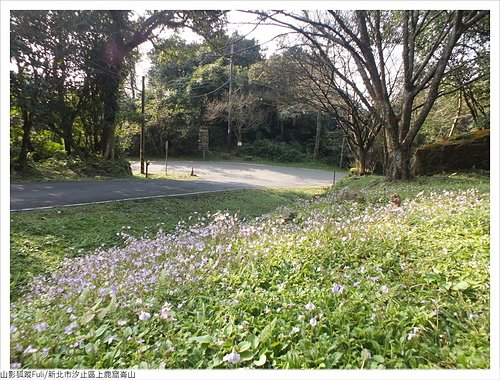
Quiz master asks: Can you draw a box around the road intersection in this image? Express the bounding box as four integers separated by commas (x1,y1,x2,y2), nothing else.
11,161,346,211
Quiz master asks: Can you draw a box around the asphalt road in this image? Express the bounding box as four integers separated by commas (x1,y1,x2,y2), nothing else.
11,161,346,211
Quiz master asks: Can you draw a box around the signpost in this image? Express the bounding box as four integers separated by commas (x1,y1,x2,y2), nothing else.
199,127,209,159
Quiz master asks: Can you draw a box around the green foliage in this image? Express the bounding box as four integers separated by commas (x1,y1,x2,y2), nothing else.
10,173,489,369
11,157,132,182
240,139,309,162
10,188,319,300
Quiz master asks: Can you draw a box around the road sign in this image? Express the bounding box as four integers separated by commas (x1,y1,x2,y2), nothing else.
199,127,209,151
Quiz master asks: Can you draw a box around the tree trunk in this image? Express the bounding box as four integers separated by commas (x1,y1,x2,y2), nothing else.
358,148,367,175
101,65,121,160
385,143,412,181
17,109,32,171
235,123,242,156
448,90,463,138
62,118,73,157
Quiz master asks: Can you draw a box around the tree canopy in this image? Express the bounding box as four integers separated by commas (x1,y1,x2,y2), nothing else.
10,9,490,181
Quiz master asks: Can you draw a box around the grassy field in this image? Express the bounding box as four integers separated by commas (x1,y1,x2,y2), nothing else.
10,172,490,369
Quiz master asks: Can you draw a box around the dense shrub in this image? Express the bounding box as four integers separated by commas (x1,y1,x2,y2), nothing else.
11,157,132,181
240,139,309,162
74,158,132,177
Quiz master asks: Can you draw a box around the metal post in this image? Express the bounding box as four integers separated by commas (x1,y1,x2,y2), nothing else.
227,43,234,153
165,140,169,175
140,75,145,174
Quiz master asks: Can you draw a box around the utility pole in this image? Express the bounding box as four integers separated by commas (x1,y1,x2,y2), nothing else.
227,43,234,153
339,136,346,169
140,75,145,174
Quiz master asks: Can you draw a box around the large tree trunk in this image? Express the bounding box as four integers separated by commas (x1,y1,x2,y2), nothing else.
62,117,74,157
358,148,368,175
385,141,412,181
101,65,122,160
17,109,32,171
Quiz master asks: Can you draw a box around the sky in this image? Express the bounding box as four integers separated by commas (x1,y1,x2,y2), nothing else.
136,10,291,78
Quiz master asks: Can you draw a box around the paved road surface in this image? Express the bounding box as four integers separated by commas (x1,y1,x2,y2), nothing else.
11,161,345,211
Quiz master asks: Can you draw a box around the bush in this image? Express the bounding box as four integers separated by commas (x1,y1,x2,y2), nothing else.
240,139,309,162
31,130,67,161
74,158,132,177
11,157,132,182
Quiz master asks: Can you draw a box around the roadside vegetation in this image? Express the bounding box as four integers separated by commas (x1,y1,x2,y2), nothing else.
10,172,490,369
10,157,133,182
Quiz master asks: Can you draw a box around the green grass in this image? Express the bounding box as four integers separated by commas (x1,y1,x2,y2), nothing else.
10,187,323,300
10,172,490,369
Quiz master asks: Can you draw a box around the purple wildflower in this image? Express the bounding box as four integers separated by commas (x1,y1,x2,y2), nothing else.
223,349,241,364
64,322,78,335
22,346,38,355
33,322,47,333
305,302,315,311
332,283,345,294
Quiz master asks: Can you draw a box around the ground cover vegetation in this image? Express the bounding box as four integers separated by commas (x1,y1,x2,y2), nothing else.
10,188,320,301
10,173,490,369
11,10,489,181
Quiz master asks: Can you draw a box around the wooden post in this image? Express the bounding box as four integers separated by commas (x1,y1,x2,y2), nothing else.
165,140,169,175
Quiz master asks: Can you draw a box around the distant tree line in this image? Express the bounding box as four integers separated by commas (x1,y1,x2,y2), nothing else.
10,10,489,181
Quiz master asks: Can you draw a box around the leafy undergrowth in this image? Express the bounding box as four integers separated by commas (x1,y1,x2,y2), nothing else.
10,173,490,369
11,157,132,182
11,188,319,301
